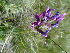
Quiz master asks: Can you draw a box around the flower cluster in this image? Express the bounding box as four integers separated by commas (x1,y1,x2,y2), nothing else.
31,7,66,37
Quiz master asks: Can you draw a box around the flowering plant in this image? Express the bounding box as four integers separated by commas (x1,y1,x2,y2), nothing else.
31,7,66,37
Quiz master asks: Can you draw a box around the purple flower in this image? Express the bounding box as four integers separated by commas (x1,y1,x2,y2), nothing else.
31,7,66,37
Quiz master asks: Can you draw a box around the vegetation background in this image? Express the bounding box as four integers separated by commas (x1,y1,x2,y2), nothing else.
0,0,70,53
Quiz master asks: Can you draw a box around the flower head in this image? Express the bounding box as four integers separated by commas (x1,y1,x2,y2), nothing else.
31,7,66,37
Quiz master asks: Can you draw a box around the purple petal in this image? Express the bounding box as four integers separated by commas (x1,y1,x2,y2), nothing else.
55,20,60,24
37,29,43,33
45,23,51,26
32,21,40,26
51,21,60,28
56,13,66,21
45,30,50,33
57,18,64,21
43,17,48,21
46,7,49,13
31,25,34,30
37,29,47,37
48,12,52,17
52,24,58,28
60,13,66,18
35,15,40,21
31,21,40,30
52,12,60,20
46,9,54,18
39,12,43,18
47,9,55,13
47,27,51,30
43,8,55,21
42,34,47,37
50,9,55,11
47,9,55,16
39,11,46,18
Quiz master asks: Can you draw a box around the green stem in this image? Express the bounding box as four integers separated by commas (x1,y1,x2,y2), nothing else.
49,38,67,53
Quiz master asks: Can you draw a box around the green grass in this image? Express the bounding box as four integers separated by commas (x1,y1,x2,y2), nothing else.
0,0,70,53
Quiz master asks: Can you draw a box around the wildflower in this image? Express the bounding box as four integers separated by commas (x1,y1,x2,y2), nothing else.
31,7,66,37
